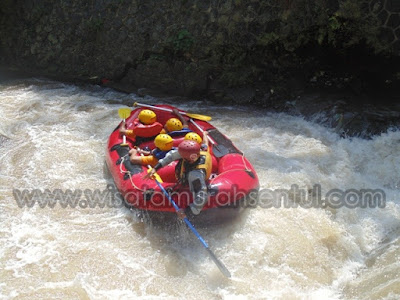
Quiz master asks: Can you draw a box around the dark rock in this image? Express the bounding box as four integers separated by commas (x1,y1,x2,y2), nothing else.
378,9,389,25
386,0,400,12
0,0,400,134
225,87,256,104
369,0,384,13
387,13,400,28
378,27,395,43
395,27,400,39
393,40,400,54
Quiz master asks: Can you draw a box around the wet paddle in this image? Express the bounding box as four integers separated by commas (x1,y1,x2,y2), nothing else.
118,108,131,146
133,102,212,121
153,179,232,278
118,107,131,119
189,119,229,158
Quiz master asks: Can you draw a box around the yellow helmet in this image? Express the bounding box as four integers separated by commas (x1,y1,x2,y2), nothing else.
138,109,156,124
165,118,183,132
184,132,202,144
154,134,174,151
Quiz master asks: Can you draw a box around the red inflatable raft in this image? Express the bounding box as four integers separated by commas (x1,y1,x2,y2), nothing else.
106,104,259,215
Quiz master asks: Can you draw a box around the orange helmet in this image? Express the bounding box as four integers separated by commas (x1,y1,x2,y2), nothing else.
165,118,183,132
184,132,202,144
138,109,156,124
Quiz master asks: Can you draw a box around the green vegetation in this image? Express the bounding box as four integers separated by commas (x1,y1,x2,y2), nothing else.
314,0,382,50
86,16,104,32
1,0,398,100
167,29,194,53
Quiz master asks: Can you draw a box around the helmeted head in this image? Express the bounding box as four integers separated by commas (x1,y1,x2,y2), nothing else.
165,118,183,132
138,109,156,125
184,132,202,144
154,134,174,151
178,140,200,162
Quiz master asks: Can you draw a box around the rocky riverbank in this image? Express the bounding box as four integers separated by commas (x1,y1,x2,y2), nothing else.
1,0,400,137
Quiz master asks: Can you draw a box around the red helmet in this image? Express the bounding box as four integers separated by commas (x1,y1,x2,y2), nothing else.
178,140,200,160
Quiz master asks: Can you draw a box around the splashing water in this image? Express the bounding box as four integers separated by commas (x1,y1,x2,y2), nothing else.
0,78,399,299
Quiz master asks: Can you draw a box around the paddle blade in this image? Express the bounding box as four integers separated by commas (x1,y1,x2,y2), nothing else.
118,108,131,119
133,102,212,121
147,168,163,183
206,248,231,278
186,112,212,121
154,178,230,278
211,144,229,158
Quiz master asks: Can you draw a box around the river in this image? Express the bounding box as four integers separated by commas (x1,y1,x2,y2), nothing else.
0,78,399,299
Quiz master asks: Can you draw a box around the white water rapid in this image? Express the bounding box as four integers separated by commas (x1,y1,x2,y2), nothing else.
0,78,399,299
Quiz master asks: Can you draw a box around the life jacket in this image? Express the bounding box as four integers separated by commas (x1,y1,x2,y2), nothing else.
152,147,174,160
175,150,212,182
168,128,192,137
129,118,163,138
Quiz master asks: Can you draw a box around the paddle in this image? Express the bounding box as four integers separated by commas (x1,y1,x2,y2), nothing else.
118,107,131,120
152,179,231,278
189,119,229,158
133,102,212,121
118,108,131,146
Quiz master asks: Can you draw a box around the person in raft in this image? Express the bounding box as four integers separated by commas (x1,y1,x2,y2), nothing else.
160,109,192,137
128,133,174,166
183,132,208,151
144,131,210,216
119,109,163,144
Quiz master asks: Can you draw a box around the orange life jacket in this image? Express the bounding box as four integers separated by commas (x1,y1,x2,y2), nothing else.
126,118,163,138
175,150,212,182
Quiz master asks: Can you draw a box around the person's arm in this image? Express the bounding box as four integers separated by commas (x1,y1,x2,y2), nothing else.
143,150,181,179
140,149,151,156
172,108,189,128
200,131,209,151
119,120,127,134
156,149,181,169
120,120,135,137
202,131,209,147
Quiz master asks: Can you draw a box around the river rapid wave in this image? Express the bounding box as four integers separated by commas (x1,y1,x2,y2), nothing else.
0,78,399,299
